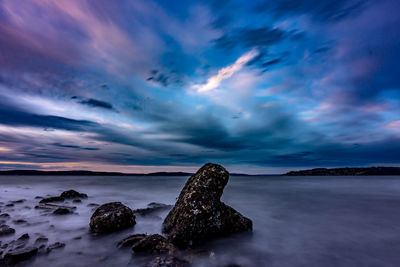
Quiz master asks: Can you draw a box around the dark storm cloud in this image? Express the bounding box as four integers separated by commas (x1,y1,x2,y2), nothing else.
0,104,97,131
214,26,286,50
79,98,116,111
255,0,367,23
51,143,100,151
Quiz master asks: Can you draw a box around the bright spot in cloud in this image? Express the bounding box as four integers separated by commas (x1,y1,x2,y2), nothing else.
193,49,258,93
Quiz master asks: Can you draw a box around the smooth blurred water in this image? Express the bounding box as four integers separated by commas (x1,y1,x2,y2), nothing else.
1,175,400,266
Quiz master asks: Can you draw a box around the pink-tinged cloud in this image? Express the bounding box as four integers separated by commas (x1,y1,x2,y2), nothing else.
386,120,400,129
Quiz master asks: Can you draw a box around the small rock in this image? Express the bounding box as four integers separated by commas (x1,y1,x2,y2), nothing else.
132,234,176,255
117,234,147,248
87,203,99,207
0,213,10,218
144,255,190,267
73,236,82,240
72,199,82,203
53,208,72,215
18,233,30,240
0,225,15,236
89,202,135,233
39,196,65,203
46,242,65,253
60,190,88,199
5,203,14,207
35,196,43,199
4,246,38,264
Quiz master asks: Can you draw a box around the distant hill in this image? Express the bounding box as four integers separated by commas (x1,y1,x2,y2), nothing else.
0,170,192,176
283,167,400,176
0,170,267,176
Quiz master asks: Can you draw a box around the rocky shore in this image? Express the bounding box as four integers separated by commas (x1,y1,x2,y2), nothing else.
0,163,252,266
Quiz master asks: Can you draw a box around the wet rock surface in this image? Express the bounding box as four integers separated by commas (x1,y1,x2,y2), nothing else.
144,255,190,267
117,234,147,248
131,234,176,255
162,163,252,247
134,202,172,216
60,190,88,199
3,246,38,264
0,225,15,236
90,202,135,233
39,196,64,203
53,208,72,215
46,242,65,253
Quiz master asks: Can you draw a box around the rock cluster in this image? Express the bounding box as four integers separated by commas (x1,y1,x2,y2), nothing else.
162,163,252,247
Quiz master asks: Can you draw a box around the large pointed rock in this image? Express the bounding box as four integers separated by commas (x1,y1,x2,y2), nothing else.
162,163,252,247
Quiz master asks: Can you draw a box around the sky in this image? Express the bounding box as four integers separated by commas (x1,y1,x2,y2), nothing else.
0,0,399,174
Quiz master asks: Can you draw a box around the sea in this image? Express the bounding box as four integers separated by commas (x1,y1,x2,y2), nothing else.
1,175,400,266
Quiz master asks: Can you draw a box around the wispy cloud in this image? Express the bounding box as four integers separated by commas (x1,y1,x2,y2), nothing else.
193,49,259,93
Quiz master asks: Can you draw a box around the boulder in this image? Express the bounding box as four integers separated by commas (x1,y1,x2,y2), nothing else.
3,246,38,264
60,190,88,199
162,163,252,247
89,202,135,233
0,225,15,236
145,255,190,267
117,233,147,248
132,234,176,255
39,196,64,203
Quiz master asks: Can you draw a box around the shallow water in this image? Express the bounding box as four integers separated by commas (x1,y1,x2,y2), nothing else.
1,175,400,266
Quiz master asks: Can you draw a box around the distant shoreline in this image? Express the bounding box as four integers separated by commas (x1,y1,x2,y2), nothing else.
0,170,272,176
2,167,400,176
283,167,400,176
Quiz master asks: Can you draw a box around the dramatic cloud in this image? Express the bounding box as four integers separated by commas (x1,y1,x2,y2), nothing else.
0,0,399,173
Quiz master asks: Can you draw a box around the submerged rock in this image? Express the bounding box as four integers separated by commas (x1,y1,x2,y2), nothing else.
3,246,38,264
133,202,173,216
162,163,252,247
132,234,176,255
89,202,135,233
145,255,190,267
11,199,26,204
60,190,88,199
39,196,64,203
117,233,147,248
35,236,49,245
13,219,27,224
10,234,30,250
53,208,72,215
46,242,65,253
0,225,15,236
